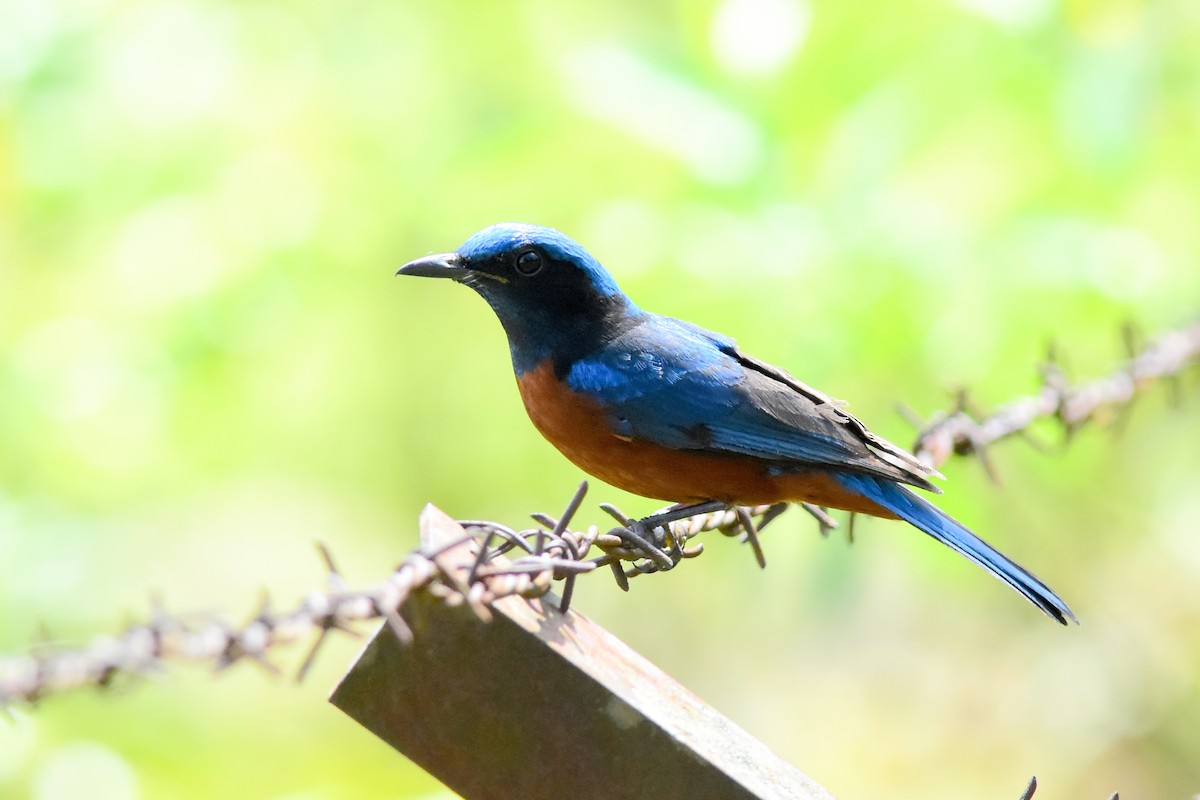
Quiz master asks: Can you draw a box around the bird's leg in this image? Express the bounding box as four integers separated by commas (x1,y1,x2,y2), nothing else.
603,500,768,572
757,502,791,532
798,502,838,536
635,500,728,550
598,503,678,570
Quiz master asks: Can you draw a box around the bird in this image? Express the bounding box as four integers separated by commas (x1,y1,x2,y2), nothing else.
397,223,1075,624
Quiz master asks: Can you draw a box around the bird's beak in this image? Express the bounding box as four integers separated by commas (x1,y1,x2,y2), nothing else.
395,252,470,280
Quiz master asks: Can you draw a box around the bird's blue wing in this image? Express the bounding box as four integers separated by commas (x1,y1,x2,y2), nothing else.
566,315,934,486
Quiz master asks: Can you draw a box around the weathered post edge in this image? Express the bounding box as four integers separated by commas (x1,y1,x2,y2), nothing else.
330,505,835,800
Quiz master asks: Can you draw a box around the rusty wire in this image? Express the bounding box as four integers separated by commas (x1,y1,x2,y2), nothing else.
908,320,1200,473
0,488,791,707
3,319,1197,708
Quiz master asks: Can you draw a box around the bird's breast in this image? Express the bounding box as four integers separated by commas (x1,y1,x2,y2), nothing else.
515,360,892,514
516,360,759,502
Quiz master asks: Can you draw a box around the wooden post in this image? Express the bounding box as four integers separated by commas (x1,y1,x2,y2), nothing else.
330,506,835,800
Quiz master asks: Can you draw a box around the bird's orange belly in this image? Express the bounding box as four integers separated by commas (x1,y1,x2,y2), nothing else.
516,362,896,516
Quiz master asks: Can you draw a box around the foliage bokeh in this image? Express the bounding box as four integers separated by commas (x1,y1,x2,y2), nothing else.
2,0,1199,797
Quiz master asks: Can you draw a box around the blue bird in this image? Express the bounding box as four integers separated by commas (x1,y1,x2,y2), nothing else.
398,223,1075,624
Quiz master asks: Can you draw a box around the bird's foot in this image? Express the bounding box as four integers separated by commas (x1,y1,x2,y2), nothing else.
638,501,727,549
604,517,676,572
599,500,727,571
598,500,789,575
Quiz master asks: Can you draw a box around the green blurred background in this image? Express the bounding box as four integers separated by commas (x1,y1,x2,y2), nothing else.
2,0,1199,797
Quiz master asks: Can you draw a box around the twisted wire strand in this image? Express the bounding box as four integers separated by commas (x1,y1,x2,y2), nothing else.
0,490,780,706
910,320,1200,472
4,319,1196,709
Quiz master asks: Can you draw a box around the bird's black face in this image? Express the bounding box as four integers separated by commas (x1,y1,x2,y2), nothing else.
397,223,638,374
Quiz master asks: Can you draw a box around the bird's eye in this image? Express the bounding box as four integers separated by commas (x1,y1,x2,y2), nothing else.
514,249,544,276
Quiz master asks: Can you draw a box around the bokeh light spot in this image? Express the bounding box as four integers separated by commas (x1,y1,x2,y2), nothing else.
100,1,238,129
32,742,139,800
710,0,810,77
562,44,765,185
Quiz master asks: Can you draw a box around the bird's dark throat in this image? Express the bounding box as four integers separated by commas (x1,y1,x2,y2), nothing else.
505,293,642,379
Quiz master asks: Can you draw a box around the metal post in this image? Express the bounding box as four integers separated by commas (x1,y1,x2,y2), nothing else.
330,505,835,800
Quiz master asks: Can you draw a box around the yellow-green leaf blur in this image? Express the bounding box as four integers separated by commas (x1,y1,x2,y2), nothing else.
2,0,1199,797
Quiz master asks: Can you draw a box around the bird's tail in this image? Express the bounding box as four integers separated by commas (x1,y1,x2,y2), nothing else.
836,472,1077,625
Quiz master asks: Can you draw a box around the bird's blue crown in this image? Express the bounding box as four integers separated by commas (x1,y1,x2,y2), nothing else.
459,223,623,298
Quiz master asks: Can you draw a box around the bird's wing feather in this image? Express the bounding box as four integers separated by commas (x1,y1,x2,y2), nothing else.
566,315,940,490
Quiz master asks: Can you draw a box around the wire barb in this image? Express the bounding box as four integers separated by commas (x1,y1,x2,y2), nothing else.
1016,775,1117,800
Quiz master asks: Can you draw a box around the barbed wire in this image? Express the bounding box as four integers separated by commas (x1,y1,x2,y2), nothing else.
0,486,794,707
907,320,1200,474
3,319,1196,709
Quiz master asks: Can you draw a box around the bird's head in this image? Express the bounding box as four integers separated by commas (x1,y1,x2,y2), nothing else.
397,223,638,372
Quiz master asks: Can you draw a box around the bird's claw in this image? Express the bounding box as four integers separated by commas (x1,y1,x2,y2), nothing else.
610,521,675,571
